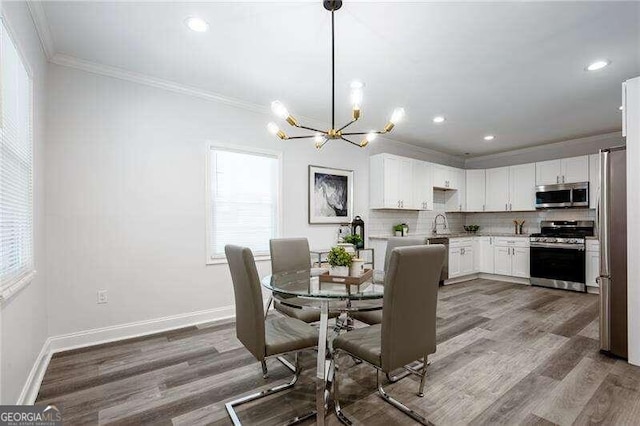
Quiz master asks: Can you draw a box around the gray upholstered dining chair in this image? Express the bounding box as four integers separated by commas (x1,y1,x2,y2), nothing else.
269,238,321,323
351,236,426,326
332,245,445,425
224,245,318,425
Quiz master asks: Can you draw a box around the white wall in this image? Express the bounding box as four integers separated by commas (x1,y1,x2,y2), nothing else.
465,132,624,169
0,1,48,404
45,63,463,337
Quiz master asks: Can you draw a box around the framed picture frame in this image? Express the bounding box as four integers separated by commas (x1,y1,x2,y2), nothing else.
308,165,354,224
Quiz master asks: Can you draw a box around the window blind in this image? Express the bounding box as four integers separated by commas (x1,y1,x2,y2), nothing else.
207,147,280,260
0,20,34,294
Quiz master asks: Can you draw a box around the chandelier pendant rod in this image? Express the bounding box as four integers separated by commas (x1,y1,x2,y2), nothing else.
331,9,335,131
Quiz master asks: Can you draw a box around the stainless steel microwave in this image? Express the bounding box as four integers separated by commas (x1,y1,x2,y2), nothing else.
535,182,589,209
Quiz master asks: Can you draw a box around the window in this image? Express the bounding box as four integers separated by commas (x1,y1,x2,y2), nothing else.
206,145,281,262
0,19,35,298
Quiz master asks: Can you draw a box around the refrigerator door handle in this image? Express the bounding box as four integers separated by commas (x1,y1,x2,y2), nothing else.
600,151,611,278
599,275,611,352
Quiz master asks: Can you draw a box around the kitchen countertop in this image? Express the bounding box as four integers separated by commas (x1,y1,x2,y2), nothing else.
368,232,531,240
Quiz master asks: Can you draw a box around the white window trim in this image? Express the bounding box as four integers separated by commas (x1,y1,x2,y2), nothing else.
0,15,36,303
205,142,283,265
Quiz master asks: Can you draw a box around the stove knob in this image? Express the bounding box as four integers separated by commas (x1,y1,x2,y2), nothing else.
548,238,557,243
568,239,576,244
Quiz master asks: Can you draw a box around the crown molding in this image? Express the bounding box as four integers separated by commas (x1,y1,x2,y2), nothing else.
26,1,55,60
50,53,273,115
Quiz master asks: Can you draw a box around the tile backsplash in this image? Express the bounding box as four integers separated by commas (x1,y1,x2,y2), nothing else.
368,190,465,236
464,209,596,235
368,190,595,238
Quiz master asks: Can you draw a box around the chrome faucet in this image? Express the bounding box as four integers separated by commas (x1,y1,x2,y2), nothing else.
432,214,448,234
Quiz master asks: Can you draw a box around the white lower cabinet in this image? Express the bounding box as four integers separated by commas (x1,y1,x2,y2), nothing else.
586,240,600,289
448,236,529,281
478,236,495,273
493,238,530,278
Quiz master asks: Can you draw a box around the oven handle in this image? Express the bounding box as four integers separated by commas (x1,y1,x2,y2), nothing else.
530,242,585,250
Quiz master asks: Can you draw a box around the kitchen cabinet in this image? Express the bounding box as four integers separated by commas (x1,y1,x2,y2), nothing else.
433,164,463,190
589,154,599,209
509,163,536,211
493,238,530,278
485,167,510,211
412,160,434,210
449,238,474,278
466,169,486,212
445,168,466,212
536,156,589,185
485,164,535,212
478,236,495,273
370,154,413,209
586,239,600,289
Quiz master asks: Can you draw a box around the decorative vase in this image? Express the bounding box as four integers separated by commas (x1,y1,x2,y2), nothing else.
395,231,403,237
330,265,349,277
350,259,365,277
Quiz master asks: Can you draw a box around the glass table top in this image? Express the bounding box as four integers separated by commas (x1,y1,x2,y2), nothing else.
261,269,384,300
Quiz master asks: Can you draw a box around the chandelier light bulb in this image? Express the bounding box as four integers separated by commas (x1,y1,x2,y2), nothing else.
314,133,325,143
271,101,289,119
360,132,377,147
350,88,363,108
390,108,406,124
267,122,280,135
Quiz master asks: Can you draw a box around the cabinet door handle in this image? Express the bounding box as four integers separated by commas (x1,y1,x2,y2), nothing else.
397,200,401,208
563,175,566,183
509,203,512,211
505,203,508,211
401,200,404,208
483,204,485,211
556,176,560,184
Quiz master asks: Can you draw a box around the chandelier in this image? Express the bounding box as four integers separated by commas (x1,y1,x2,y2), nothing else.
267,0,405,149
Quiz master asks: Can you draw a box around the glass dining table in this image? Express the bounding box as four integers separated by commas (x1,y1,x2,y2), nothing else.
261,269,384,425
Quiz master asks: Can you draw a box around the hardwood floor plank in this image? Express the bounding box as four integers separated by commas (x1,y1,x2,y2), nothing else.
35,279,640,426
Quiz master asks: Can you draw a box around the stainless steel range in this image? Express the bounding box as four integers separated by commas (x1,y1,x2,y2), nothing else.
529,220,595,292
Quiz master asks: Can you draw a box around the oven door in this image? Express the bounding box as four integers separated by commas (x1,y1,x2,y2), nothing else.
535,186,572,209
530,244,586,284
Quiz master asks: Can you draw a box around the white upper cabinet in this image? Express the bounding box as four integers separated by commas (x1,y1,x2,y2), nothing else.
445,168,466,212
589,153,599,209
536,156,589,185
433,164,462,190
370,154,414,209
509,163,536,211
465,169,486,212
412,160,434,210
562,156,590,183
536,159,563,185
485,167,510,212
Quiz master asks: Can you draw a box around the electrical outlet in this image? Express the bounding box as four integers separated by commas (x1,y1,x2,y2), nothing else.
97,290,108,304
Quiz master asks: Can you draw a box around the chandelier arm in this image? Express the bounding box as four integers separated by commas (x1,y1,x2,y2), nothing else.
297,124,326,133
341,130,385,136
337,119,357,132
331,9,335,130
340,136,361,147
286,135,317,140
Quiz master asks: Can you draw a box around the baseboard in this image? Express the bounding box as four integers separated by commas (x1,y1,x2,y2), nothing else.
587,286,600,295
18,305,236,404
16,339,53,405
445,273,530,286
48,305,235,353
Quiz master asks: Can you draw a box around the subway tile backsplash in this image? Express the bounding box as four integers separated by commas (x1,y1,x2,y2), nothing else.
368,190,465,236
368,189,595,238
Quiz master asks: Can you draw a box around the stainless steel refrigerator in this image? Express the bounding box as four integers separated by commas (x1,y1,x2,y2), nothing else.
599,145,628,359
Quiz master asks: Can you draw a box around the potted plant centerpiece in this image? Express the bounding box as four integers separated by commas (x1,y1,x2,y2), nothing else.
343,233,363,248
327,246,353,277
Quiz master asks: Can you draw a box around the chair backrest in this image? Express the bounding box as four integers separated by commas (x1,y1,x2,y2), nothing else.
384,237,426,272
225,245,266,361
380,245,445,373
270,238,311,274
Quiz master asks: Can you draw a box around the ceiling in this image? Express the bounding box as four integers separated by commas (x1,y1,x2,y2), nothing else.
37,1,640,156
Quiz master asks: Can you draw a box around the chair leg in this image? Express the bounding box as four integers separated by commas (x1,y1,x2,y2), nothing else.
418,355,428,397
387,358,427,383
261,360,269,379
333,352,354,425
264,295,273,319
377,370,432,426
226,353,316,426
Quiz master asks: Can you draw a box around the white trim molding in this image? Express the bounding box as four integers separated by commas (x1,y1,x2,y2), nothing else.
0,270,37,304
26,1,55,60
17,338,52,405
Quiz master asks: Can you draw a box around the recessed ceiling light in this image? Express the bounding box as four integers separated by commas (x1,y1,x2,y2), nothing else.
185,17,209,33
433,116,446,123
585,60,610,71
483,135,495,141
